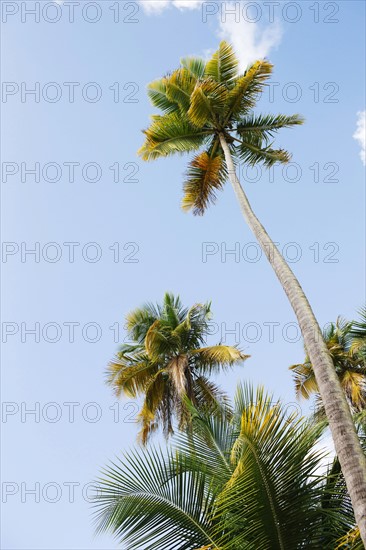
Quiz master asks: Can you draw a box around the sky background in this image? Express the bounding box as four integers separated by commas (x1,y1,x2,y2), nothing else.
1,1,365,548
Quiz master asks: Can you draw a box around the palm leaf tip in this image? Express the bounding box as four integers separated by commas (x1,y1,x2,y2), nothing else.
205,40,239,84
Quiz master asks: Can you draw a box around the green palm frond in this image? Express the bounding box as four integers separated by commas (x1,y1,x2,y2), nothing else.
215,385,331,549
95,383,357,549
180,56,206,79
138,112,210,161
188,79,228,127
226,60,273,120
147,78,179,114
237,139,291,167
237,113,304,145
165,68,197,113
205,41,238,85
93,446,219,550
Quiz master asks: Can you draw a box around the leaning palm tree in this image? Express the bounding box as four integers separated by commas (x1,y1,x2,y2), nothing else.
291,316,366,415
137,41,366,538
107,293,248,443
94,384,360,549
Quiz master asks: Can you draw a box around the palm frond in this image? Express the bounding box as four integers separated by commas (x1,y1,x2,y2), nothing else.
138,112,210,161
165,68,197,113
181,149,226,215
237,138,291,167
93,446,219,550
187,79,228,127
180,56,206,79
191,345,249,375
205,41,238,85
226,60,273,120
147,78,179,114
236,113,304,145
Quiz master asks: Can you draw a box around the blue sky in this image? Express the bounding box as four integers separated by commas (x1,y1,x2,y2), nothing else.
1,1,365,548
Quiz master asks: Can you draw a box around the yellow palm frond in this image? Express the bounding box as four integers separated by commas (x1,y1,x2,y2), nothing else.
226,60,273,119
107,359,154,398
290,362,318,400
181,150,226,215
192,345,249,365
187,79,228,127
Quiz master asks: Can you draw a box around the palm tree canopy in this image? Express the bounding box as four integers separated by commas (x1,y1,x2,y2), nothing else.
290,315,366,414
138,41,304,215
107,293,248,443
94,384,359,549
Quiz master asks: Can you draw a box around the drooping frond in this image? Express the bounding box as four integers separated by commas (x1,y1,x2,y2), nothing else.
290,360,318,400
237,138,291,167
205,41,238,85
182,150,226,215
138,369,169,443
107,347,154,398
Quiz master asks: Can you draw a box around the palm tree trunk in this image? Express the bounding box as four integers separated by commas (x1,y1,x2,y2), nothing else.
219,133,366,543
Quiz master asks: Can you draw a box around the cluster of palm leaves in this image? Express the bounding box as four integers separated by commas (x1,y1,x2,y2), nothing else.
107,293,248,443
94,384,364,549
291,309,366,415
138,41,303,215
95,299,366,549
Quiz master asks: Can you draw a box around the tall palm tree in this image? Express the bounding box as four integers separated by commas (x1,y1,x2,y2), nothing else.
107,293,248,443
137,41,366,538
94,384,360,549
291,316,366,414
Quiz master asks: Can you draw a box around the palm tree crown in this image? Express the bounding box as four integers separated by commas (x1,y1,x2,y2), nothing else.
107,293,248,443
94,384,359,549
138,40,304,215
291,315,366,414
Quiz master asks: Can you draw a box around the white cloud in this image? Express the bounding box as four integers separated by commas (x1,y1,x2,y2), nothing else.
140,0,170,14
353,110,366,166
217,3,283,71
140,1,282,71
140,0,202,12
173,0,203,9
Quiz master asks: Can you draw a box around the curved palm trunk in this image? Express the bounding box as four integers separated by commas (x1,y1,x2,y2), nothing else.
219,133,366,543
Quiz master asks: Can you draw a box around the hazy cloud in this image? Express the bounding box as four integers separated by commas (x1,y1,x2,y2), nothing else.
353,111,366,166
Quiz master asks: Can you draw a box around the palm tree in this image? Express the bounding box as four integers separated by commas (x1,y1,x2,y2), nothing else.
291,316,366,414
351,307,366,361
137,41,366,538
94,383,360,549
107,292,248,443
